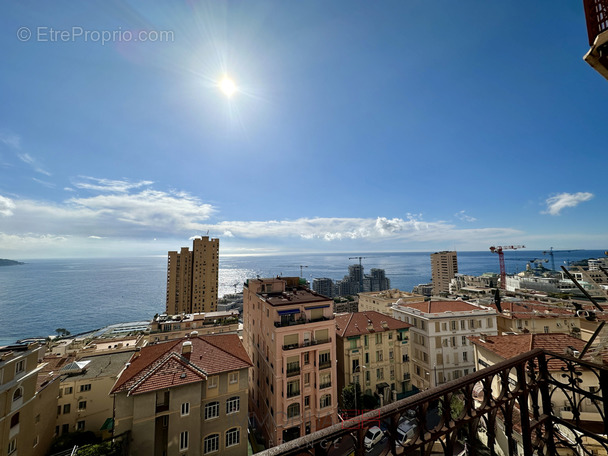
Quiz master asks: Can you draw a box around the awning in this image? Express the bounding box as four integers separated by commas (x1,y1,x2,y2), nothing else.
304,305,330,310
277,309,300,316
100,418,114,431
376,382,390,391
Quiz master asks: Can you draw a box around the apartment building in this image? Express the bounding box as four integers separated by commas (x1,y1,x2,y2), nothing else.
111,334,252,456
358,289,425,316
166,236,220,314
0,344,48,456
243,277,338,447
55,351,134,437
392,301,497,390
149,310,240,342
496,300,581,337
335,311,412,409
431,251,458,295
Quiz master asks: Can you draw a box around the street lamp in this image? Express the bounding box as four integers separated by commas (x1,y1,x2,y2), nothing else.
353,364,366,415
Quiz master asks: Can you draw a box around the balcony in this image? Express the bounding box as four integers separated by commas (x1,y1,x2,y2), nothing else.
319,381,332,390
275,315,334,328
318,360,332,370
286,389,300,399
286,366,301,378
583,0,608,80
283,338,332,351
255,348,608,456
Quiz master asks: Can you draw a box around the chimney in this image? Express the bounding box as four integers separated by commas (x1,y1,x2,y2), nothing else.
182,341,193,356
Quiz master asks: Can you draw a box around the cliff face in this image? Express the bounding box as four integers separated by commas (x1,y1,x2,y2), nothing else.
0,259,24,266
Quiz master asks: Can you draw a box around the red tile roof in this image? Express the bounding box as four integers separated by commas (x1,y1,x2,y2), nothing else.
335,311,411,337
396,300,488,314
499,301,576,320
111,334,252,395
470,333,608,369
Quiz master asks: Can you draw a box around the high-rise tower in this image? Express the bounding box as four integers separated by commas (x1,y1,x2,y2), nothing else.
430,251,458,296
166,236,219,314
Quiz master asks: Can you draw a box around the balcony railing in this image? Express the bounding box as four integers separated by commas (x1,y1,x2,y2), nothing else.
255,348,608,456
286,367,301,377
318,360,332,370
319,381,332,390
286,389,300,399
275,316,333,328
283,338,332,351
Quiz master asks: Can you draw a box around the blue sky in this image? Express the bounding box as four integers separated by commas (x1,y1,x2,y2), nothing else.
1,1,606,259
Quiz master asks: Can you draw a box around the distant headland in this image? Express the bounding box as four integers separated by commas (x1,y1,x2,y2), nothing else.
0,259,25,267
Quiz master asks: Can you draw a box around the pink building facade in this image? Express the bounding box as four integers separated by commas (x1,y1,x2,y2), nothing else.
243,277,338,447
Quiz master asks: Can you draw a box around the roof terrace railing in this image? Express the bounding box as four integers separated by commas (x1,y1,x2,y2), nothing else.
256,349,608,456
583,0,608,45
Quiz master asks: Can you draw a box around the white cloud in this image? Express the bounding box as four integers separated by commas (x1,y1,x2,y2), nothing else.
18,152,51,176
33,177,56,188
73,176,154,193
543,192,594,216
455,210,477,222
0,195,16,216
0,131,21,149
88,235,104,239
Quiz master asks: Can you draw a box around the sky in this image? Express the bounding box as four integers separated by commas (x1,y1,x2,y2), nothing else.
1,1,607,259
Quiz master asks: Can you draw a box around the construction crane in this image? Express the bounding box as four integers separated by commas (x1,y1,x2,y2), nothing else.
349,256,367,267
299,265,308,277
543,247,575,272
490,245,525,289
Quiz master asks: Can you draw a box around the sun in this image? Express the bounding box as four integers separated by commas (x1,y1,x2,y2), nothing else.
219,77,237,97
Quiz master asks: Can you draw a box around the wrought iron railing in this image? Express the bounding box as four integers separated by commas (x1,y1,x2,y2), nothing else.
256,349,608,456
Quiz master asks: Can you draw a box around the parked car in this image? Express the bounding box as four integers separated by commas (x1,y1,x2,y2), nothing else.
364,426,384,449
396,418,418,444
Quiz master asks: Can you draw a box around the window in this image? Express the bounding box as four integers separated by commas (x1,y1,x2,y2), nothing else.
181,402,190,416
287,380,300,398
388,332,393,340
375,333,382,344
208,376,218,388
451,321,457,330
287,403,300,418
205,401,219,420
364,335,369,347
349,339,357,349
12,388,23,402
180,431,189,451
304,352,310,365
376,368,384,380
365,352,369,364
226,396,240,414
352,359,360,372
463,351,468,362
80,384,91,392
226,428,240,447
320,394,332,408
64,386,73,395
10,413,19,428
544,326,549,334
460,320,466,330
442,322,447,331
461,336,467,346
62,423,69,435
7,439,16,455
15,360,25,374
78,401,87,410
389,350,394,360
487,318,494,328
319,351,330,367
435,322,441,332
63,404,71,414
77,420,85,431
304,396,310,408
376,350,383,362
304,372,310,386
390,366,395,380
229,372,239,384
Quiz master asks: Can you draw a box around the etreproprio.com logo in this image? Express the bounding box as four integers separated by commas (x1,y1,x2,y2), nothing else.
17,26,174,45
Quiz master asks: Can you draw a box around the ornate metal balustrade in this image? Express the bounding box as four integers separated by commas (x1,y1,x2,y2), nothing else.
256,349,608,456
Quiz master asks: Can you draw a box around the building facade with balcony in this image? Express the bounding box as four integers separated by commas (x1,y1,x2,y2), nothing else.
335,311,412,410
0,343,50,456
243,277,338,448
392,300,498,390
111,334,252,456
495,300,581,337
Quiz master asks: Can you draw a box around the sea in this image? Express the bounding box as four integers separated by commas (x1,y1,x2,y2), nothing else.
0,250,605,346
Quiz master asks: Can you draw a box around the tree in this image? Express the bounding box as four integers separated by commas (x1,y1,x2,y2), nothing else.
55,328,71,337
341,383,363,415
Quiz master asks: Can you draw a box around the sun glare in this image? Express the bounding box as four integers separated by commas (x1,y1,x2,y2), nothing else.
220,77,237,97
